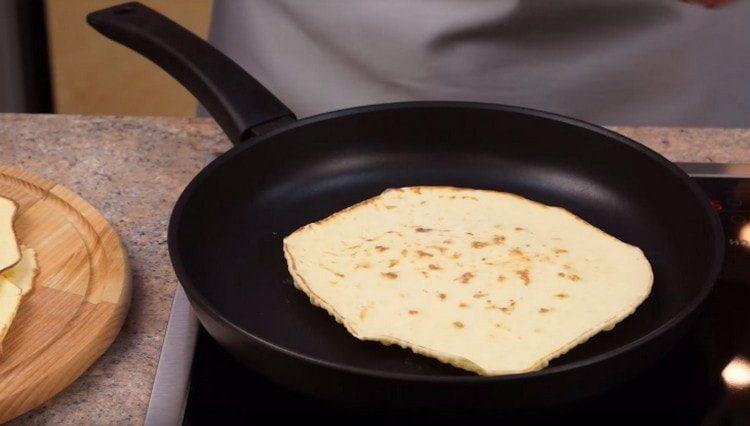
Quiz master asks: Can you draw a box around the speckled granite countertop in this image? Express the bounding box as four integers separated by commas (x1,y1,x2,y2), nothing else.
0,113,749,424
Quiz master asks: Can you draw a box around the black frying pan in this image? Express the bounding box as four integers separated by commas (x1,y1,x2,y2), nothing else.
88,3,724,410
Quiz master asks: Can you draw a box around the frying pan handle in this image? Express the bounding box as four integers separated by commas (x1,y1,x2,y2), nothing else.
87,2,296,144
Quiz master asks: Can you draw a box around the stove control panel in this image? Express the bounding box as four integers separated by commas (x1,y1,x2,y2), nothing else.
696,177,750,284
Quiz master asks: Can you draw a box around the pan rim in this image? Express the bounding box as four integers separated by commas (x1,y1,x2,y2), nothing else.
169,101,725,383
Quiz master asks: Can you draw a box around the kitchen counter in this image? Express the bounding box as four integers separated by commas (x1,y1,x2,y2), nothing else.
1,113,749,424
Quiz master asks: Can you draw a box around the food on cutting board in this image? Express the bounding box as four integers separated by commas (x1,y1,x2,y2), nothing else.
0,196,39,354
0,197,21,272
283,186,653,375
0,277,22,352
3,246,39,297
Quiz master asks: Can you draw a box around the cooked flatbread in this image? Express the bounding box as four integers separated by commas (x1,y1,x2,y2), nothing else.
0,277,22,353
0,197,20,273
2,246,38,297
283,187,653,375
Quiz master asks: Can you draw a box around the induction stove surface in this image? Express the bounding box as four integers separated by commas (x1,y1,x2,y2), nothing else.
147,164,750,425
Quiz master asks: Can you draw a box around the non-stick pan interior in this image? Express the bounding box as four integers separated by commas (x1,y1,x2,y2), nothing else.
173,104,720,376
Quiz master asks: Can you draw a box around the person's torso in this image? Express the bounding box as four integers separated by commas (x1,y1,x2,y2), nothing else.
208,0,750,126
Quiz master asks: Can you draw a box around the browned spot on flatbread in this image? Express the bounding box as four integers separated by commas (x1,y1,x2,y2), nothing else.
385,205,396,209
375,245,389,252
429,245,448,254
471,241,489,249
462,196,479,201
497,274,506,282
558,272,581,282
516,269,530,285
538,308,551,313
381,272,398,279
359,307,368,320
443,239,453,244
417,250,433,258
421,271,429,278
451,252,462,259
515,227,525,231
428,264,442,270
472,292,487,299
438,293,447,301
459,303,469,308
493,235,506,245
453,321,465,328
355,262,371,269
408,310,419,315
415,227,432,233
457,272,475,284
401,249,408,257
413,187,422,194
320,265,345,278
555,293,569,299
509,247,525,257
553,248,568,254
388,259,399,268
420,200,427,205
500,300,517,313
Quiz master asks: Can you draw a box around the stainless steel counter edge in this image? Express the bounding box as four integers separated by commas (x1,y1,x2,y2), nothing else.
144,286,198,426
144,162,750,425
677,162,750,178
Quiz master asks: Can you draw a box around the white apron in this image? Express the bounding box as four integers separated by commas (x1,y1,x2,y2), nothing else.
207,0,750,126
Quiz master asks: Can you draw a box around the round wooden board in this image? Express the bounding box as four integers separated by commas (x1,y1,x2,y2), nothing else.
0,166,131,423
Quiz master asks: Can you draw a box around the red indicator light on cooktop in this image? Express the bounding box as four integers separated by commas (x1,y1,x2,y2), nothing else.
711,200,724,212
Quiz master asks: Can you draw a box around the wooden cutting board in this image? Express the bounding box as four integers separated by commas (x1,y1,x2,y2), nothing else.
0,166,131,423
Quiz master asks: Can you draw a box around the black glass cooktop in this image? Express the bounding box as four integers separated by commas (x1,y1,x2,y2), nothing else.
183,176,750,425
